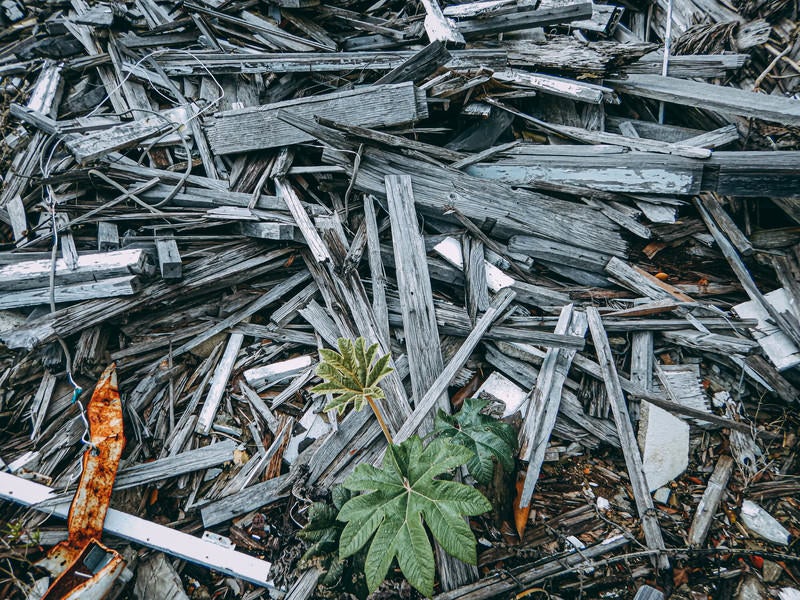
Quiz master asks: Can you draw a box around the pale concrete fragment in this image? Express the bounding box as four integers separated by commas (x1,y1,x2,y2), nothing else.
475,370,528,417
637,402,689,491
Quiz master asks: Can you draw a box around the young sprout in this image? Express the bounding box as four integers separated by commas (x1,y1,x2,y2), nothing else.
312,337,394,443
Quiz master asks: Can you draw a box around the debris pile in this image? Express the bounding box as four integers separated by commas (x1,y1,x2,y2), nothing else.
0,0,799,599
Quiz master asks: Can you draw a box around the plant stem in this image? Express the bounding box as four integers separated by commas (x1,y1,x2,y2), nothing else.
366,395,393,444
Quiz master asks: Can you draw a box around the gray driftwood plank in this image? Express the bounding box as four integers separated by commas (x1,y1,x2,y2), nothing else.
608,74,800,126
687,456,735,547
518,306,587,508
200,473,294,527
586,307,669,571
0,248,151,292
395,288,516,443
196,333,245,435
386,175,447,412
206,83,427,155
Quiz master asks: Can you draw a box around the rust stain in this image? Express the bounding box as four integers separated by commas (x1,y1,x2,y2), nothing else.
39,363,127,599
68,363,125,547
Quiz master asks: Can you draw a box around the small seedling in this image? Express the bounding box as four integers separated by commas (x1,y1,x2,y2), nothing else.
312,337,394,442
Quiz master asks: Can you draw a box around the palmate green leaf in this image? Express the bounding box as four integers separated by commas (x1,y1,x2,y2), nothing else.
298,490,356,586
312,337,393,416
434,397,518,484
338,436,491,597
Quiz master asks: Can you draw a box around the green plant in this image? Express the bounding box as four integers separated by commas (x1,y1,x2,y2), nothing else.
312,337,394,442
337,436,491,597
434,397,518,485
297,487,356,589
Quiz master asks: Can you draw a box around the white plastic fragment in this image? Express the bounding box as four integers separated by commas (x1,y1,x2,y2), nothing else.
637,402,689,491
740,500,791,545
653,487,671,505
475,371,528,417
433,236,515,291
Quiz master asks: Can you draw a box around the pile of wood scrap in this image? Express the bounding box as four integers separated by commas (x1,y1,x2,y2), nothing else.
1,0,799,599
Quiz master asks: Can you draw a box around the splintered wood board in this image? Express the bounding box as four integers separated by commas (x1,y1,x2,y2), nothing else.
734,288,800,371
205,82,427,154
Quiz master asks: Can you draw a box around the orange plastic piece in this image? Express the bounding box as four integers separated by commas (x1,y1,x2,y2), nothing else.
513,476,532,539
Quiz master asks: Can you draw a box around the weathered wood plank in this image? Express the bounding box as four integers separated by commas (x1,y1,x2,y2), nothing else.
518,306,587,508
609,74,800,126
586,307,669,571
206,83,427,155
200,473,294,527
0,248,151,292
364,195,390,346
0,275,141,309
491,69,613,104
466,154,702,195
114,441,237,490
457,1,594,38
386,175,447,412
276,178,332,264
156,49,507,75
395,288,516,443
196,334,245,436
687,456,735,547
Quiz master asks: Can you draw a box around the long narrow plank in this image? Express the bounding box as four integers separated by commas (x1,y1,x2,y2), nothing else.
586,307,669,571
518,306,587,507
0,276,140,309
364,195,390,346
0,248,151,292
0,472,273,587
457,1,593,38
196,333,245,435
385,174,477,590
156,50,507,75
386,175,446,410
608,74,800,126
200,473,294,527
687,456,735,547
276,178,331,264
205,82,427,154
466,157,701,195
395,288,516,442
113,441,237,490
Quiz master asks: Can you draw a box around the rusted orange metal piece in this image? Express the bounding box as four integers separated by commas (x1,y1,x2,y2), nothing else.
38,363,126,600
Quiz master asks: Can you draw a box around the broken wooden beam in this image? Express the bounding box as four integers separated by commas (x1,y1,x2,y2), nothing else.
608,74,800,127
586,307,669,571
687,455,735,547
206,82,428,155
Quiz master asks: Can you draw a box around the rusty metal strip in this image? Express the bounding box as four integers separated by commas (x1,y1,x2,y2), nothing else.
38,363,126,600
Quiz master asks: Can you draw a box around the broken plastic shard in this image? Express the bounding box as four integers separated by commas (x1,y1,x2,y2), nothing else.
740,500,791,545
